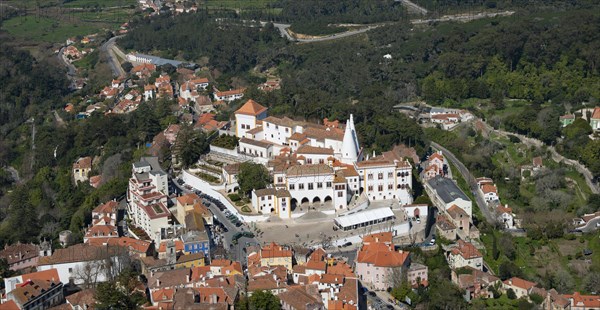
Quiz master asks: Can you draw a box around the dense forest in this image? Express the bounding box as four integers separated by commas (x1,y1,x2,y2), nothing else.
118,12,287,74
0,42,70,132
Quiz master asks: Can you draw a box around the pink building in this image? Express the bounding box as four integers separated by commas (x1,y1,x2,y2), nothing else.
354,233,411,291
0,243,43,271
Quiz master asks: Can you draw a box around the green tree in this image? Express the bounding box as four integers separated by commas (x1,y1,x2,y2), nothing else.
507,288,517,299
391,281,412,301
174,125,209,168
95,269,146,310
237,162,270,197
248,290,280,310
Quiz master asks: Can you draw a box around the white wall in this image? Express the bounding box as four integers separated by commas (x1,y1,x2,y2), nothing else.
286,174,335,204
38,257,121,286
263,121,293,146
235,114,256,138
182,170,268,222
209,145,239,157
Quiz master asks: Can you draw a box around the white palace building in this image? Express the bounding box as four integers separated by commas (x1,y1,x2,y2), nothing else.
224,100,414,219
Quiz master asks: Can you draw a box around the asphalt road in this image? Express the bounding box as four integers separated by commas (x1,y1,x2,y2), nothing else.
57,47,78,89
580,217,600,233
100,36,125,77
430,141,494,224
171,179,259,266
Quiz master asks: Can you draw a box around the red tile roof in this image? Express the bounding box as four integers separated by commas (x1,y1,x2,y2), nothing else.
92,201,118,215
563,292,600,308
362,232,393,244
592,107,600,120
450,240,482,260
481,184,497,194
19,268,60,283
73,156,92,170
503,277,537,291
356,243,409,267
158,240,184,253
234,99,267,116
260,242,292,259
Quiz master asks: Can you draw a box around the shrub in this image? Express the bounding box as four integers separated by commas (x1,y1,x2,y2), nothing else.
507,288,517,299
228,193,241,202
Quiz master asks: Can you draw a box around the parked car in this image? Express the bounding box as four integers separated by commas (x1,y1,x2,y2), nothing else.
429,238,436,245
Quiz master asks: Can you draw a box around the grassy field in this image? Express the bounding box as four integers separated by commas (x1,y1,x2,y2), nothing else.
2,4,136,43
2,15,99,43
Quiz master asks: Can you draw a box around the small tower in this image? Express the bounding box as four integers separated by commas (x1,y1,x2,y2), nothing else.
166,239,177,266
39,239,52,257
341,114,360,164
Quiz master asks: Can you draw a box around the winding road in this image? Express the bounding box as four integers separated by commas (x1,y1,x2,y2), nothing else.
477,121,599,194
100,35,125,77
57,47,78,89
430,141,495,224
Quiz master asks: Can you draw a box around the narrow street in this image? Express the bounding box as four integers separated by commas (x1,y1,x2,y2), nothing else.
430,141,495,224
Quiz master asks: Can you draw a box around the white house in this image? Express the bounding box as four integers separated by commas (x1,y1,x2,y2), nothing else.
355,151,413,205
496,205,515,229
127,157,170,241
214,88,245,102
285,164,336,209
425,176,472,218
37,244,127,286
251,188,292,219
235,99,268,138
446,240,483,271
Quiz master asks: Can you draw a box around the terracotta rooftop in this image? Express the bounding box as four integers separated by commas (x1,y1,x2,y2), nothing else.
260,242,292,259
88,237,151,254
17,268,60,283
436,214,457,231
11,279,60,306
362,232,393,245
197,113,216,125
0,243,39,265
176,193,202,206
450,240,482,260
356,243,409,267
592,107,600,119
278,285,323,309
447,204,469,219
481,184,497,194
562,292,600,308
263,116,298,128
286,164,333,177
66,288,96,309
158,240,185,253
234,99,266,116
297,145,334,155
216,88,245,98
503,277,537,291
38,244,123,265
73,156,92,170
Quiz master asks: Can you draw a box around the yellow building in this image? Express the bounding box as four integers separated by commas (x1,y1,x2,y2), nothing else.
258,242,293,271
175,252,206,269
176,193,212,226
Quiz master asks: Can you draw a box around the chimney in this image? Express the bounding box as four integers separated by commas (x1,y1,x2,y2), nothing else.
156,279,161,287
186,274,190,283
211,293,218,303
